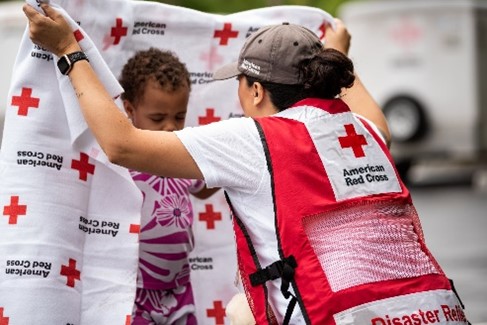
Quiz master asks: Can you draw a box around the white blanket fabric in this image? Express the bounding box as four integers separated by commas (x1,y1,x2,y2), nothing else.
0,0,334,323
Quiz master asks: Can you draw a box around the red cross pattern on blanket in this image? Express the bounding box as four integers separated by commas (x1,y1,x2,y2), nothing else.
206,300,226,325
111,17,128,45
198,204,222,230
71,152,95,181
0,2,338,323
3,195,27,225
338,124,368,158
11,87,40,116
318,21,328,40
129,224,140,234
198,108,221,125
200,45,224,71
60,258,81,288
214,23,239,45
0,307,9,325
73,29,84,42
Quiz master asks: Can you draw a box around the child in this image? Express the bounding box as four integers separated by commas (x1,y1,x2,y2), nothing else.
119,48,217,325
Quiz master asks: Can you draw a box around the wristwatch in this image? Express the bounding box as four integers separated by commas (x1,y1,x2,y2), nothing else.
57,51,89,75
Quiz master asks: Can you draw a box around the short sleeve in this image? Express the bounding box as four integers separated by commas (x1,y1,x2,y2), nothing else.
175,118,265,193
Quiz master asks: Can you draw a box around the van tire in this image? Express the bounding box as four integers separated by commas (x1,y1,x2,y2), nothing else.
383,96,428,143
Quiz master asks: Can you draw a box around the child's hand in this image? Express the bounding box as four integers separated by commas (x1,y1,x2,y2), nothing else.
324,18,351,56
23,3,81,57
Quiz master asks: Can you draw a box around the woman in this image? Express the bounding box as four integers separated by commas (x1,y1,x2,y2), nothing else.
24,3,468,325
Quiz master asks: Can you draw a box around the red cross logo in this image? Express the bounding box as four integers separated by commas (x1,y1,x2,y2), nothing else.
111,18,128,45
338,124,368,158
60,258,81,288
198,108,221,126
207,300,226,325
391,19,422,49
199,204,222,230
11,87,40,116
318,22,328,40
129,224,140,234
200,45,224,71
74,29,84,42
71,152,95,181
214,23,239,46
3,195,27,225
0,308,9,325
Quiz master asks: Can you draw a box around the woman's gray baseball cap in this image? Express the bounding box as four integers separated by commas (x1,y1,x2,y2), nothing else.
213,22,324,85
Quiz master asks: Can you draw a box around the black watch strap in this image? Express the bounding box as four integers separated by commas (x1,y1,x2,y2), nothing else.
57,51,89,75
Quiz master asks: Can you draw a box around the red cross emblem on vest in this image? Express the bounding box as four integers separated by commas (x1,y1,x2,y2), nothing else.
11,87,40,116
214,23,239,46
111,18,128,45
338,124,368,158
60,258,81,288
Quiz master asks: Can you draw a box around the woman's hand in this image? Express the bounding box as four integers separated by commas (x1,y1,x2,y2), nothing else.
23,3,81,56
324,18,351,56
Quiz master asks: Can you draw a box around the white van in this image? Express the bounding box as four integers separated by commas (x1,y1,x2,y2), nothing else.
338,0,487,178
0,1,25,147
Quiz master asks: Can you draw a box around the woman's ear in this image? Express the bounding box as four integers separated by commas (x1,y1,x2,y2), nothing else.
252,82,265,106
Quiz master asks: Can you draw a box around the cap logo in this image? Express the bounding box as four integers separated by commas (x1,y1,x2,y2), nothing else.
240,59,261,76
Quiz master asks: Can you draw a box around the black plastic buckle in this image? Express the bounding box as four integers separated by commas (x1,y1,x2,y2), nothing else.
249,255,297,287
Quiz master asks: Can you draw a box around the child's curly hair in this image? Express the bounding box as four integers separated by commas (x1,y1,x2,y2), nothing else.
119,47,191,104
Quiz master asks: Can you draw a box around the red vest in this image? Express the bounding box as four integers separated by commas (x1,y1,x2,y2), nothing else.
230,98,467,324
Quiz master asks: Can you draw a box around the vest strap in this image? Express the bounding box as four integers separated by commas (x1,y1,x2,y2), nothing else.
249,256,298,325
249,255,297,287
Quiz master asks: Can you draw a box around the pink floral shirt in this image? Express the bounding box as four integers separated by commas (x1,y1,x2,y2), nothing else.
130,171,204,290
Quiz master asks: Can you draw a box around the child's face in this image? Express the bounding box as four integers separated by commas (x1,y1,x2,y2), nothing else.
124,79,189,132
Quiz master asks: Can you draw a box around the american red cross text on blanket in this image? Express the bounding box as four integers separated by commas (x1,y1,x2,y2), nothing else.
0,0,334,323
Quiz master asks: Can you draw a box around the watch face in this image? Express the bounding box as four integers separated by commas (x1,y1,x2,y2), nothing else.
57,52,88,75
57,56,70,75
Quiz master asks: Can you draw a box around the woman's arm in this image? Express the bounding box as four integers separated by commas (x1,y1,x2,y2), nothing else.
324,19,391,147
23,3,203,179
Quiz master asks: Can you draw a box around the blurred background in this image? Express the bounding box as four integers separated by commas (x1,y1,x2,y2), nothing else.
0,0,486,323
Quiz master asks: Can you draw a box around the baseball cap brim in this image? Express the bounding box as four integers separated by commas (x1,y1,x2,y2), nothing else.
213,61,240,80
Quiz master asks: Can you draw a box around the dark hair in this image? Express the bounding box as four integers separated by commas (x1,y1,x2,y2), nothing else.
119,47,191,104
246,48,355,111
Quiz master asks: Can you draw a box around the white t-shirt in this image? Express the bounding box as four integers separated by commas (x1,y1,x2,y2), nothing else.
175,105,386,324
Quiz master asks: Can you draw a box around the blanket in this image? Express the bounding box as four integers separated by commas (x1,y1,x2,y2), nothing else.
0,0,334,323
